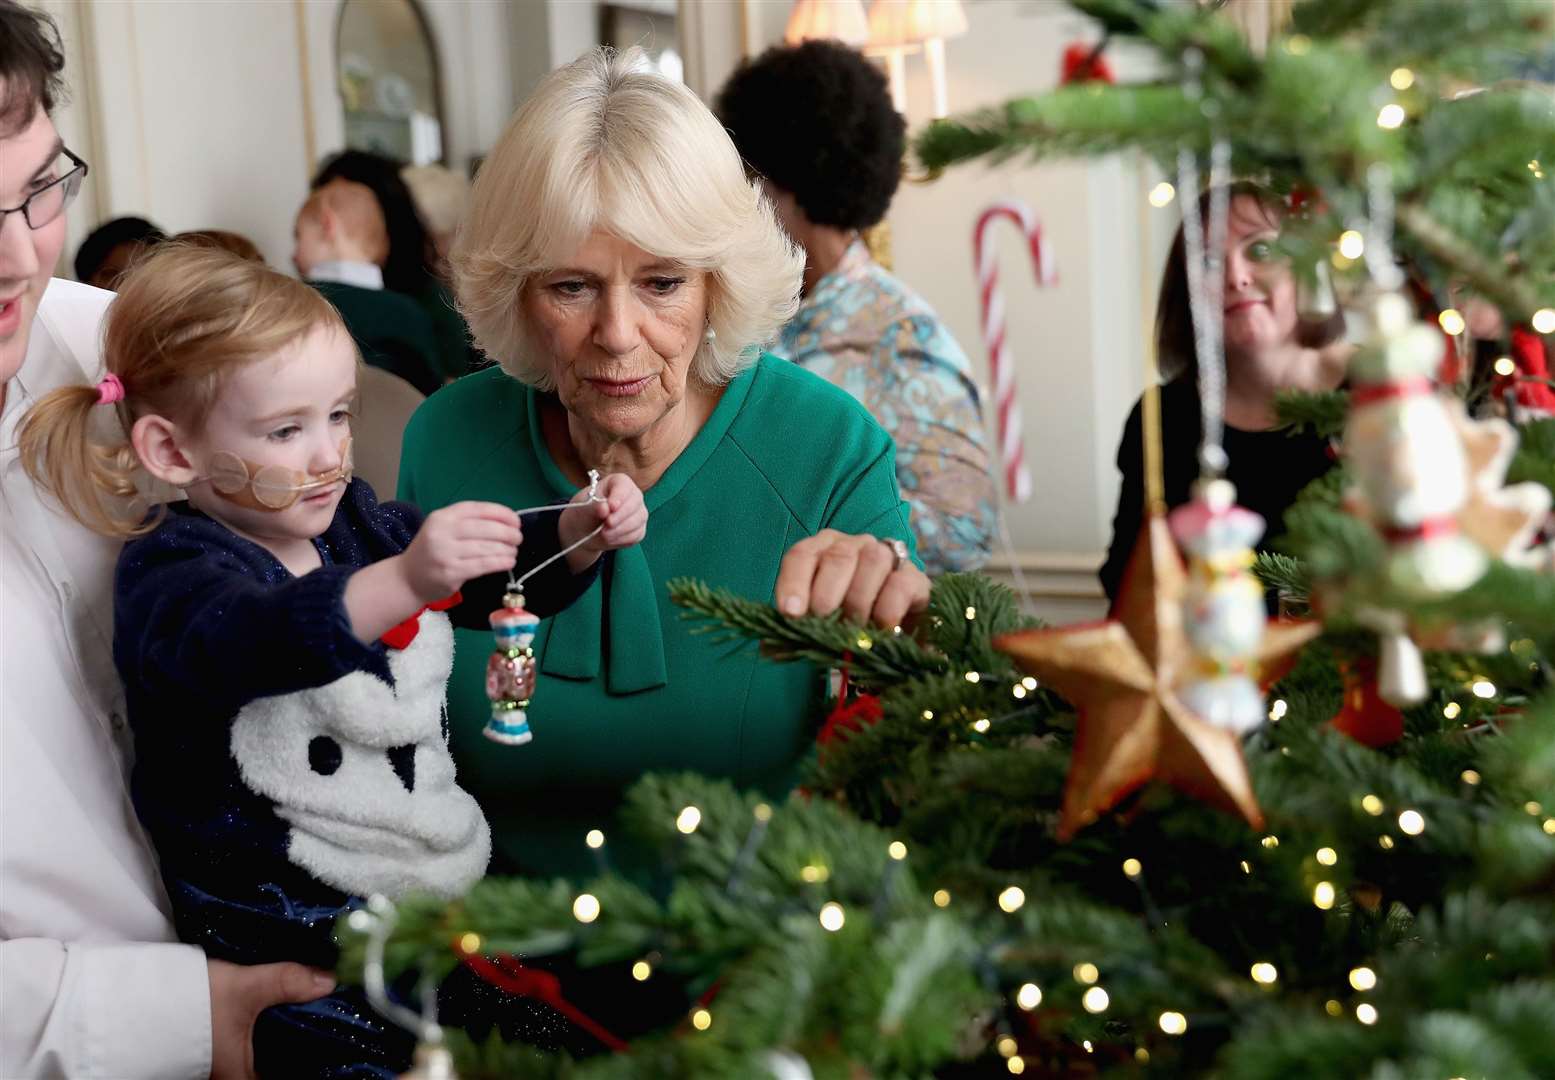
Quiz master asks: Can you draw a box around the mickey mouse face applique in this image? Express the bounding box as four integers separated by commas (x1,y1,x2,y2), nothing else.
229,611,490,900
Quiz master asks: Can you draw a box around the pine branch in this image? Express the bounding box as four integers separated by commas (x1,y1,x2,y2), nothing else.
1397,201,1551,324
1509,418,1555,498
916,84,1207,172
667,578,946,687
1273,388,1348,440
1254,551,1312,603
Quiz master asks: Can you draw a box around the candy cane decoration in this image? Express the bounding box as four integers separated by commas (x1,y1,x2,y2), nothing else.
974,200,1056,503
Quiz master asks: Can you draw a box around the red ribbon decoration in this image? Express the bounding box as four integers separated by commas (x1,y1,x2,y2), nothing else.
1286,185,1325,215
380,591,463,650
1059,41,1115,85
816,667,882,757
816,693,883,758
460,952,628,1052
1350,376,1434,407
1510,327,1555,415
1329,656,1405,748
1380,516,1459,544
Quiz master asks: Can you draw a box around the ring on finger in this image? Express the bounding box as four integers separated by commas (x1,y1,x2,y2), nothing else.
881,537,909,573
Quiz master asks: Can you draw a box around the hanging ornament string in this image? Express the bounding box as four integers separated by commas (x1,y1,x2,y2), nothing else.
1363,163,1405,292
1175,134,1233,478
1136,157,1168,517
482,469,606,748
504,468,605,595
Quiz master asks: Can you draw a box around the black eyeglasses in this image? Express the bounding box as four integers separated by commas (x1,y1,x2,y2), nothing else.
0,148,89,231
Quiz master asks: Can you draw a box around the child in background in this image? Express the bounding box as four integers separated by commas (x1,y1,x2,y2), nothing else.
294,179,443,395
17,245,646,1077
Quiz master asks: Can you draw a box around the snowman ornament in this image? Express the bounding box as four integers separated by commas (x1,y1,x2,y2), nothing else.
1343,291,1490,704
1170,479,1272,734
1344,291,1488,595
229,610,490,901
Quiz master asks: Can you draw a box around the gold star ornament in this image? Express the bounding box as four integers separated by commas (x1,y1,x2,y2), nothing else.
995,514,1317,840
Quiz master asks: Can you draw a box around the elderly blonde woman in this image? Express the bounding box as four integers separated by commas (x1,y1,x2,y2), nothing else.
398,48,929,883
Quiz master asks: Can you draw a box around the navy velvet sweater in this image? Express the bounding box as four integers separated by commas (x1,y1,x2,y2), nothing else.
113,479,598,1077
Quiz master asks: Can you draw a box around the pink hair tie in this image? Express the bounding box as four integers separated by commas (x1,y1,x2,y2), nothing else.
96,373,125,405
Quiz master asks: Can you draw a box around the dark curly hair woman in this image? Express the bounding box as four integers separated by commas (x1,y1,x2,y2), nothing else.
716,40,996,574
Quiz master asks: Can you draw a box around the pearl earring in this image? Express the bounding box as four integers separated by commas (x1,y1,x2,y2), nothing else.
704,325,716,344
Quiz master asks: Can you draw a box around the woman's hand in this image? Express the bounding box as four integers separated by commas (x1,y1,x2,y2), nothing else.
775,529,930,629
562,473,648,572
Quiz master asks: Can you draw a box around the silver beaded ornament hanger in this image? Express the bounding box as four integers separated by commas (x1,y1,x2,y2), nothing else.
1175,50,1235,480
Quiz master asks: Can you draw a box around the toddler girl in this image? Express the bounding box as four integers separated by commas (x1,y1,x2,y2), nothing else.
17,245,646,1076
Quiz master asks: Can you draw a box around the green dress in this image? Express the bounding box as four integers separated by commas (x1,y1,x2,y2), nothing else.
398,355,918,882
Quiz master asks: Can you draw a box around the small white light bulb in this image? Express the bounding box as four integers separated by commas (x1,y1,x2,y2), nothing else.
1158,1011,1188,1035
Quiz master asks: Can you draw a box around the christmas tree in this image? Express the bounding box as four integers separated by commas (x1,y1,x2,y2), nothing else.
340,2,1555,1075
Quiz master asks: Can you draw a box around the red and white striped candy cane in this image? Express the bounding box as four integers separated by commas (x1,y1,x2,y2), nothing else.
974,200,1055,503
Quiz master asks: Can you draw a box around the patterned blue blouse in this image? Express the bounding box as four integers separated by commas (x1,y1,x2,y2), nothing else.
773,240,996,573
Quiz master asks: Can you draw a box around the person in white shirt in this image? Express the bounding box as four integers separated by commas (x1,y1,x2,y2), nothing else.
0,4,334,1076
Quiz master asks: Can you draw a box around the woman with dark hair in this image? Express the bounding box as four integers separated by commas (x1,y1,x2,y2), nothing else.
311,149,471,379
1099,183,1349,604
73,215,164,290
716,41,996,574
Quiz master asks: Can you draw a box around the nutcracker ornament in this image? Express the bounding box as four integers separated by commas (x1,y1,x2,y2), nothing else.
1343,291,1482,703
478,469,607,746
1169,479,1272,734
484,593,539,746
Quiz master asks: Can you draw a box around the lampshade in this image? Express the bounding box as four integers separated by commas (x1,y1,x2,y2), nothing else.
785,0,871,47
866,0,968,47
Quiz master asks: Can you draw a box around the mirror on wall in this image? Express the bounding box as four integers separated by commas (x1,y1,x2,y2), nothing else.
336,0,445,165
601,1,683,83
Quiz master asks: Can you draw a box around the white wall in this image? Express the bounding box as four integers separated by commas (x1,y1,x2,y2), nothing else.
425,0,519,169
32,0,102,259
707,0,1177,610
548,0,602,76
77,1,314,271
56,0,523,273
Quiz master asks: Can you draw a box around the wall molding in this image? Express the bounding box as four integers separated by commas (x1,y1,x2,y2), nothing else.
982,550,1105,598
980,550,1107,624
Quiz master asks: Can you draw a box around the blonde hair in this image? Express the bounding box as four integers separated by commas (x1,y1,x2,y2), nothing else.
453,46,803,389
402,163,470,242
17,244,345,538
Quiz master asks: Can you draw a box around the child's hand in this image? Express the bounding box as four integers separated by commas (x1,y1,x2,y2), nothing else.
560,474,647,569
401,502,522,603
